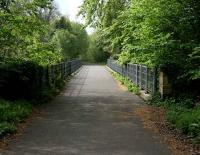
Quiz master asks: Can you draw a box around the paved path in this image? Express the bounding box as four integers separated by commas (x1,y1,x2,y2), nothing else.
3,66,171,155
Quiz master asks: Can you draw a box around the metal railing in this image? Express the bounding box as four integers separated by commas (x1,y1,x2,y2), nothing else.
47,59,82,80
42,59,82,87
107,59,157,94
0,59,82,99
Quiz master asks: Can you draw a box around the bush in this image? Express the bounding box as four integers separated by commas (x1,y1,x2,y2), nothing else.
0,99,32,137
0,99,32,123
0,122,17,138
0,61,67,101
150,96,200,143
0,62,44,100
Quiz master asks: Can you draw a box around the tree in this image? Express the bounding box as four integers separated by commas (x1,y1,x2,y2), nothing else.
80,0,200,92
0,0,61,65
79,0,130,28
38,1,60,23
54,16,72,30
84,33,110,62
52,17,89,60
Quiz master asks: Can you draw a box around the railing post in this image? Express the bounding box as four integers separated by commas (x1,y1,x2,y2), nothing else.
136,64,138,86
68,61,72,75
127,64,130,80
41,66,45,90
146,67,148,93
140,65,142,89
153,68,157,94
64,62,67,77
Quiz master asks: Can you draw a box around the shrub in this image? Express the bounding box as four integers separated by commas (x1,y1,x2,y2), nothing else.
0,122,17,138
0,62,44,100
0,99,32,137
0,61,67,101
151,96,200,143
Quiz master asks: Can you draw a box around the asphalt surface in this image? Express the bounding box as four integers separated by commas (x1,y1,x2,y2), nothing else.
3,66,172,155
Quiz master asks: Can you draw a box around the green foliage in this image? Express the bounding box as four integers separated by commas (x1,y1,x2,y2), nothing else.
79,0,130,28
0,61,72,100
79,0,130,62
80,0,200,144
54,16,72,30
0,0,62,65
80,0,200,92
0,100,32,122
52,17,89,60
0,1,89,65
167,107,200,143
0,0,85,139
0,99,32,137
0,0,87,98
111,71,140,95
0,122,16,138
150,96,200,143
84,33,110,62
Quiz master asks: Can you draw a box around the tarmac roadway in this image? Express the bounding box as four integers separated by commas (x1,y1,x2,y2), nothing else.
3,65,172,155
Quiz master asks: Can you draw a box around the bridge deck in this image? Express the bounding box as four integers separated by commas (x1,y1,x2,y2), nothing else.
4,65,171,155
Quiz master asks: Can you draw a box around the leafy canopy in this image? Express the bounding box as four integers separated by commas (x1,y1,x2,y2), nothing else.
79,0,200,84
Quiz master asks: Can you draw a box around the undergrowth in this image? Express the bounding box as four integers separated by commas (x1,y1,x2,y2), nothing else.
111,71,140,95
150,95,200,143
0,75,71,138
0,99,32,137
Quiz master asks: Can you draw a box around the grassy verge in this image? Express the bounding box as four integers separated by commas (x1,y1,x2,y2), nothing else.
111,71,140,95
150,95,200,143
0,99,32,138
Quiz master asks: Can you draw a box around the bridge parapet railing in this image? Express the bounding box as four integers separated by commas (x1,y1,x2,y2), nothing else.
107,59,157,94
41,59,82,90
0,59,82,99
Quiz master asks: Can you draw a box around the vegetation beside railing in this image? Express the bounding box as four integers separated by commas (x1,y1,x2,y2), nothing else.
111,71,140,95
80,0,200,96
108,59,157,94
0,0,88,140
109,58,200,144
150,95,200,143
0,59,81,138
0,60,81,101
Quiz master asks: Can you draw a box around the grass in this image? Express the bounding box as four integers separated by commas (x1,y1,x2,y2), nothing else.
111,71,140,95
150,95,200,143
0,99,32,138
0,76,72,139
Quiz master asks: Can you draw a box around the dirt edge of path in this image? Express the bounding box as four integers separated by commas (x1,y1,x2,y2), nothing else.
0,107,44,152
134,106,200,155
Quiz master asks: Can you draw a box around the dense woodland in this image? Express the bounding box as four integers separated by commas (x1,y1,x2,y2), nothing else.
0,0,89,65
79,0,200,94
0,0,109,65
